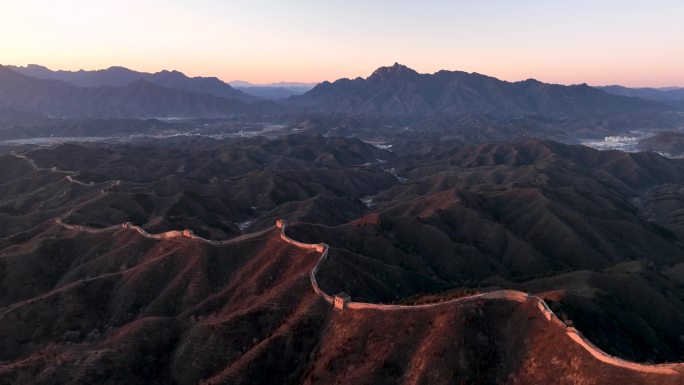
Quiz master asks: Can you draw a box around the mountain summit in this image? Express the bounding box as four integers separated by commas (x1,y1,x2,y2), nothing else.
368,62,419,81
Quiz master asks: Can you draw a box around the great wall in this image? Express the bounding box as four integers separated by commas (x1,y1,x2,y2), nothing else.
9,150,274,246
276,218,684,376
8,151,684,376
11,151,119,187
51,213,684,376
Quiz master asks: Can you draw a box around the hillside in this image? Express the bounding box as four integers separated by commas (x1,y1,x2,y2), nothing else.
638,131,684,157
0,135,397,239
0,221,679,384
285,137,684,363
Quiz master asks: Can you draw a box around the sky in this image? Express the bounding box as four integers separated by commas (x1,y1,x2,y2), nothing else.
1,0,683,86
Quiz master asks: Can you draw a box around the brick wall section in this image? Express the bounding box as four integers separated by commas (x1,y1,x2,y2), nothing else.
53,216,684,376
276,219,334,304
277,219,684,376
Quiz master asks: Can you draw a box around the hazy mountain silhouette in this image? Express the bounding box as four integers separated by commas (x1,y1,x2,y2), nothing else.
8,64,256,102
599,85,684,109
0,66,253,118
0,63,676,123
237,86,311,99
229,80,317,88
290,63,668,118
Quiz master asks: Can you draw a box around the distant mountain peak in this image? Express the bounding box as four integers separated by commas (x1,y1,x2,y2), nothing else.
102,66,136,74
25,64,50,70
368,62,419,81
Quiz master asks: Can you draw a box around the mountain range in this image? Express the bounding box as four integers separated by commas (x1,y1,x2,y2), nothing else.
9,65,316,100
599,85,684,109
290,63,668,118
229,80,316,99
9,64,255,102
235,85,312,100
0,63,672,120
0,65,255,118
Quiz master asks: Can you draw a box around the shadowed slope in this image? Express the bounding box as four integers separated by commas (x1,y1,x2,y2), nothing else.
287,138,684,363
1,135,684,381
0,135,397,240
0,224,328,384
1,221,681,384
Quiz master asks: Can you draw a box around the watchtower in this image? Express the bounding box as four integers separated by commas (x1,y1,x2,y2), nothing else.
334,293,351,310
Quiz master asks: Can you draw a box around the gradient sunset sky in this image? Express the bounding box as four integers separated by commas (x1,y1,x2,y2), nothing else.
2,0,683,86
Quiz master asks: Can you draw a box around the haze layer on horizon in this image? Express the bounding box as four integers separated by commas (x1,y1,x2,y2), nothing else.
2,0,683,87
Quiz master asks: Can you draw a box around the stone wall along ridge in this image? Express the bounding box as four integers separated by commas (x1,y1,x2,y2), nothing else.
276,218,684,376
